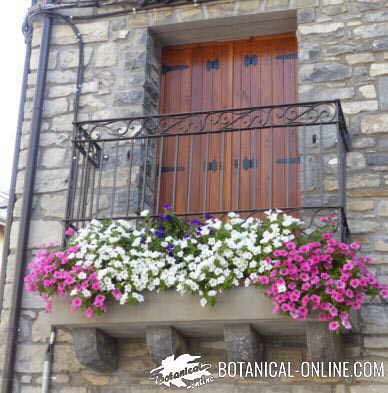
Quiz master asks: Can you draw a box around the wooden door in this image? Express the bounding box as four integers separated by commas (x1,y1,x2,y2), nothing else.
159,33,298,215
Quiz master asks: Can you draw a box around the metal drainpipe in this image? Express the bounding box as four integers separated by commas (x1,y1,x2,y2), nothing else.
0,17,34,317
41,328,56,393
0,9,53,393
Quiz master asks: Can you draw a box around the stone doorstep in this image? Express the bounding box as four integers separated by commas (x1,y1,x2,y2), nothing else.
50,288,357,372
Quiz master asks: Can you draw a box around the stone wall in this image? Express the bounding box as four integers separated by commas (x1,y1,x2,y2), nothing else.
2,0,388,392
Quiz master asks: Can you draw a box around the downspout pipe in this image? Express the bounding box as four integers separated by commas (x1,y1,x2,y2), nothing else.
0,10,53,393
0,17,34,317
41,328,56,393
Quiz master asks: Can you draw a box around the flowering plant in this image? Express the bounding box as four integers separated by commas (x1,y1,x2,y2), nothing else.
25,209,388,331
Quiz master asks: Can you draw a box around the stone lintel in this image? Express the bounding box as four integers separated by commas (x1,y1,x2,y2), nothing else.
306,322,344,363
72,328,118,372
146,326,188,364
224,324,263,363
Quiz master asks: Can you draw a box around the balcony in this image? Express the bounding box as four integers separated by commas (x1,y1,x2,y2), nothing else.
66,100,350,239
57,102,353,371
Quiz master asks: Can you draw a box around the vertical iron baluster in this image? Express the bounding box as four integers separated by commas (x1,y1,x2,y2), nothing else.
110,140,120,218
302,125,307,208
172,135,179,210
219,130,225,212
251,119,257,211
95,142,104,219
140,137,149,212
88,159,96,220
319,124,324,206
81,146,92,223
69,141,81,225
269,124,273,210
286,124,290,209
236,129,241,211
126,141,135,216
76,147,87,225
186,133,194,213
155,135,164,214
203,132,210,213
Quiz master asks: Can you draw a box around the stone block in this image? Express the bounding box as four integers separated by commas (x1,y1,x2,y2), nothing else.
367,154,388,166
224,324,263,363
350,386,388,393
299,22,344,35
59,47,93,69
377,200,388,216
375,238,388,251
47,71,77,84
361,114,388,134
378,77,388,110
52,344,82,373
360,85,377,99
354,24,388,39
300,63,351,82
348,220,378,234
95,43,118,67
371,63,388,76
364,336,388,349
40,148,68,168
348,199,374,212
72,328,118,372
343,100,378,114
35,169,69,192
146,326,187,365
15,344,46,373
348,174,380,189
27,220,63,248
346,53,374,64
39,193,67,218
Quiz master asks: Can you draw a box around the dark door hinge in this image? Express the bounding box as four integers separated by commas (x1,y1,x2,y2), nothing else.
206,59,219,71
244,55,258,66
276,156,300,164
162,64,190,73
204,160,220,171
160,165,185,173
234,158,258,169
276,53,298,60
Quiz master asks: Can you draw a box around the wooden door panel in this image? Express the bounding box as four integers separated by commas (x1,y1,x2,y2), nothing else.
159,34,298,215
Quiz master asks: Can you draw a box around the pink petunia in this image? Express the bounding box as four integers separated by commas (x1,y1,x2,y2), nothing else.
328,321,340,331
65,227,75,236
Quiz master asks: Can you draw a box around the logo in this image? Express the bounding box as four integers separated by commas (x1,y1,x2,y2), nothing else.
150,354,214,389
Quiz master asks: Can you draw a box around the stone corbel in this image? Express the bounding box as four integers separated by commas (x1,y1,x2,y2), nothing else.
224,324,264,363
146,326,188,364
72,328,118,372
306,322,344,363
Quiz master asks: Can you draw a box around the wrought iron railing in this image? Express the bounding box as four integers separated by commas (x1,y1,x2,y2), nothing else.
66,100,351,239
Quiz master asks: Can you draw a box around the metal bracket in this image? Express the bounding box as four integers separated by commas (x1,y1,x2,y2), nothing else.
206,59,219,70
244,55,258,66
205,160,220,171
234,158,258,169
161,166,185,173
276,53,298,60
162,64,190,73
243,158,257,170
276,156,300,164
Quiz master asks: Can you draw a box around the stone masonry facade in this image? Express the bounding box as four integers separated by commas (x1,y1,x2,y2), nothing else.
3,0,388,392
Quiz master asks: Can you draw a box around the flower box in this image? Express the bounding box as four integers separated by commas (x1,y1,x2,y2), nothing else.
49,287,359,339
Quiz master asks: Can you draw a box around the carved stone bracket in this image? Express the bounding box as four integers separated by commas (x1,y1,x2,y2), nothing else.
146,326,188,364
72,328,118,372
224,324,264,363
306,322,344,363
